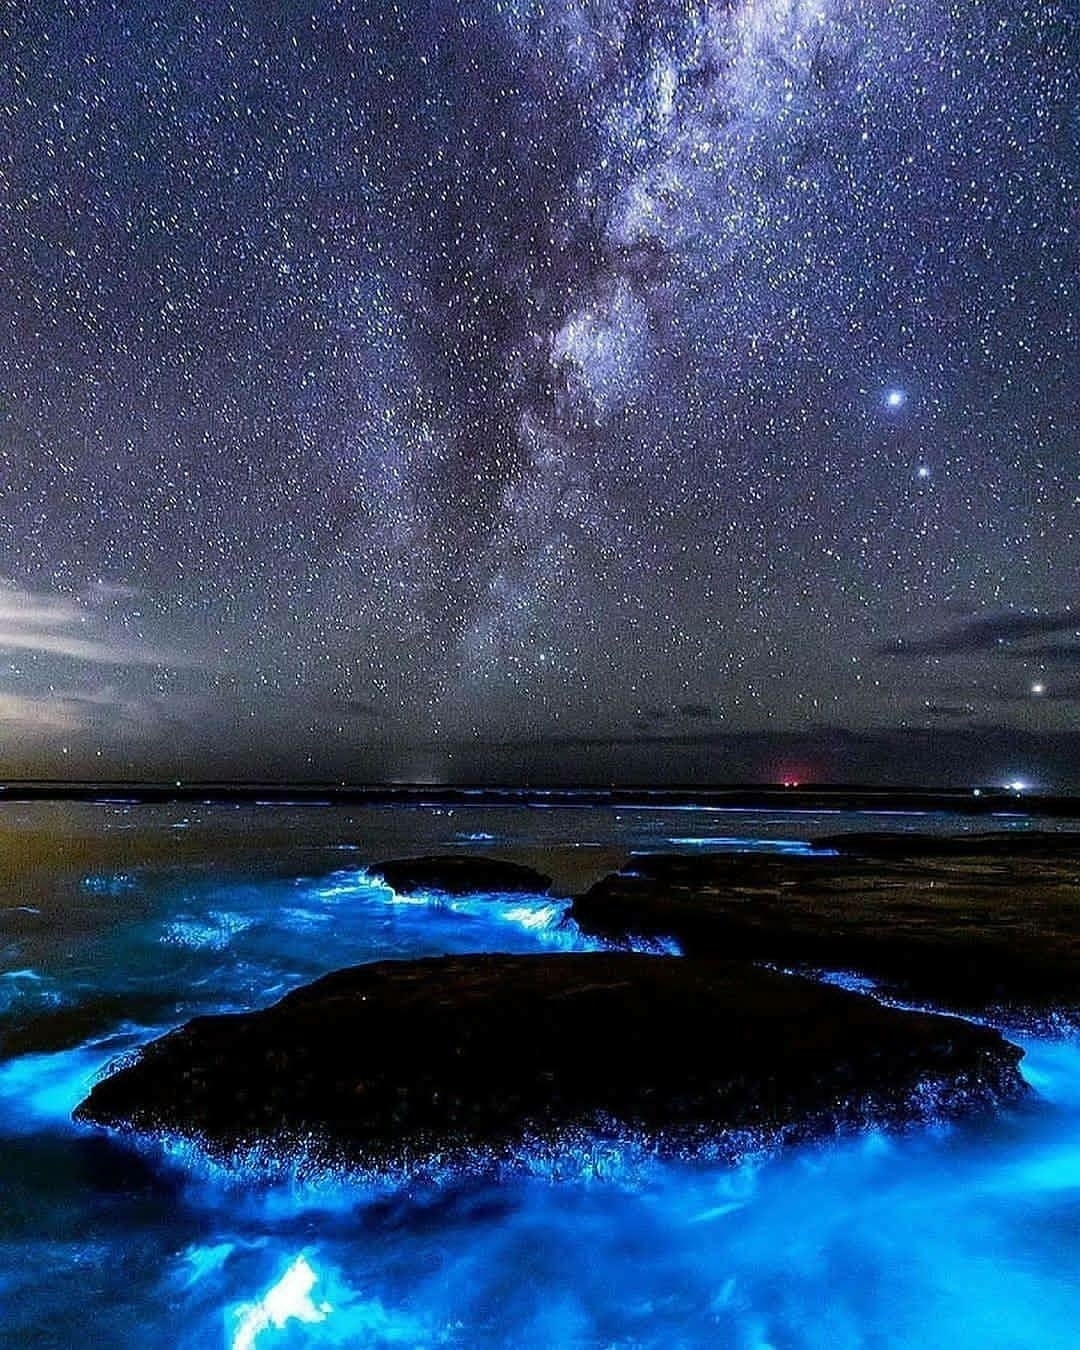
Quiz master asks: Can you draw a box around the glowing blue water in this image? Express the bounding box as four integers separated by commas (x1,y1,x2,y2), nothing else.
1,802,1078,1347
664,836,835,853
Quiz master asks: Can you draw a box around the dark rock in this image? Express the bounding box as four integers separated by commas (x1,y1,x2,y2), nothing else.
370,855,552,896
815,831,1080,859
74,953,1024,1161
572,846,1080,1010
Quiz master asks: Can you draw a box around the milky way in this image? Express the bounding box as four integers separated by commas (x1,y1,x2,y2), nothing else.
0,1,1076,784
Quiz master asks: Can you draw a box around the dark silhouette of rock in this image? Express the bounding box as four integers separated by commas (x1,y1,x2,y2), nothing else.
815,831,1080,858
75,953,1024,1161
571,845,1080,1010
370,855,552,895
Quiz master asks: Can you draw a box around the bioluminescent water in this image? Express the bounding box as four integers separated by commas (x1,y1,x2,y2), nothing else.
1,801,1079,1348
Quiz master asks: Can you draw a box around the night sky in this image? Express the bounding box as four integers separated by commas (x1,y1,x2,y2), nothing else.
1,1,1076,787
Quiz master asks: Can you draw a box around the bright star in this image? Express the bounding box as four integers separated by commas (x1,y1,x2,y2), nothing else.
884,388,907,410
916,464,931,479
1031,682,1045,696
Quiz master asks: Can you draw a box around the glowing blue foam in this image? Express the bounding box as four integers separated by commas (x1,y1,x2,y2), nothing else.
10,824,1080,1348
160,911,255,950
179,1241,236,1289
0,1044,120,1129
230,1254,331,1350
79,872,137,896
665,836,836,854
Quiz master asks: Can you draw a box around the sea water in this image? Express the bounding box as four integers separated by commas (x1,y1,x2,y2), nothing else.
0,800,1078,1348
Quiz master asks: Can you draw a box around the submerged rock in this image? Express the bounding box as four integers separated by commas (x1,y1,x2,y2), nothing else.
74,953,1023,1161
814,831,1080,859
571,845,1080,1010
370,855,552,896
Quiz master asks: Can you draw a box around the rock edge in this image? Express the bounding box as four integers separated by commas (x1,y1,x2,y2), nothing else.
75,953,1025,1163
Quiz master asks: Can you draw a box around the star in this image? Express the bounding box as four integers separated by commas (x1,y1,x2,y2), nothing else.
0,0,1071,788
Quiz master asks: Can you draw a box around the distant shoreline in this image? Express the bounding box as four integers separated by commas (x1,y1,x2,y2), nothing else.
1,781,1078,818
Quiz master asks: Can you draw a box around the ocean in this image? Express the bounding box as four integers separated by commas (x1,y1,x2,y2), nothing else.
1,799,1078,1348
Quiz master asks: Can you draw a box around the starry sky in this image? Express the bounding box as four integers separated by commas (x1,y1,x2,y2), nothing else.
0,0,1076,787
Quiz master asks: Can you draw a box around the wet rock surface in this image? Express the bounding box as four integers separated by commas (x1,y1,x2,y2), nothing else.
571,841,1080,1010
75,953,1024,1160
816,831,1080,859
370,855,552,896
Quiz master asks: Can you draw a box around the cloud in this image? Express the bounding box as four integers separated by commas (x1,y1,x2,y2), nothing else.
0,581,205,669
430,724,1080,792
0,684,166,742
877,610,1078,659
476,725,884,753
0,582,219,756
1023,643,1080,667
1042,683,1080,701
0,692,85,734
342,698,383,720
639,702,715,724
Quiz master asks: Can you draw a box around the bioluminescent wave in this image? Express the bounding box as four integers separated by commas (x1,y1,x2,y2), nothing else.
1,802,1079,1347
229,1254,333,1350
664,836,837,854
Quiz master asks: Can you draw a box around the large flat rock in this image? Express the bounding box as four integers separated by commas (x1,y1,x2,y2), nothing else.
370,855,552,896
571,842,1080,1010
74,954,1023,1161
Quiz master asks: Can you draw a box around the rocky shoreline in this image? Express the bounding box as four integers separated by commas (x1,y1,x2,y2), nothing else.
74,952,1024,1160
571,836,1080,1013
74,839,1079,1164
